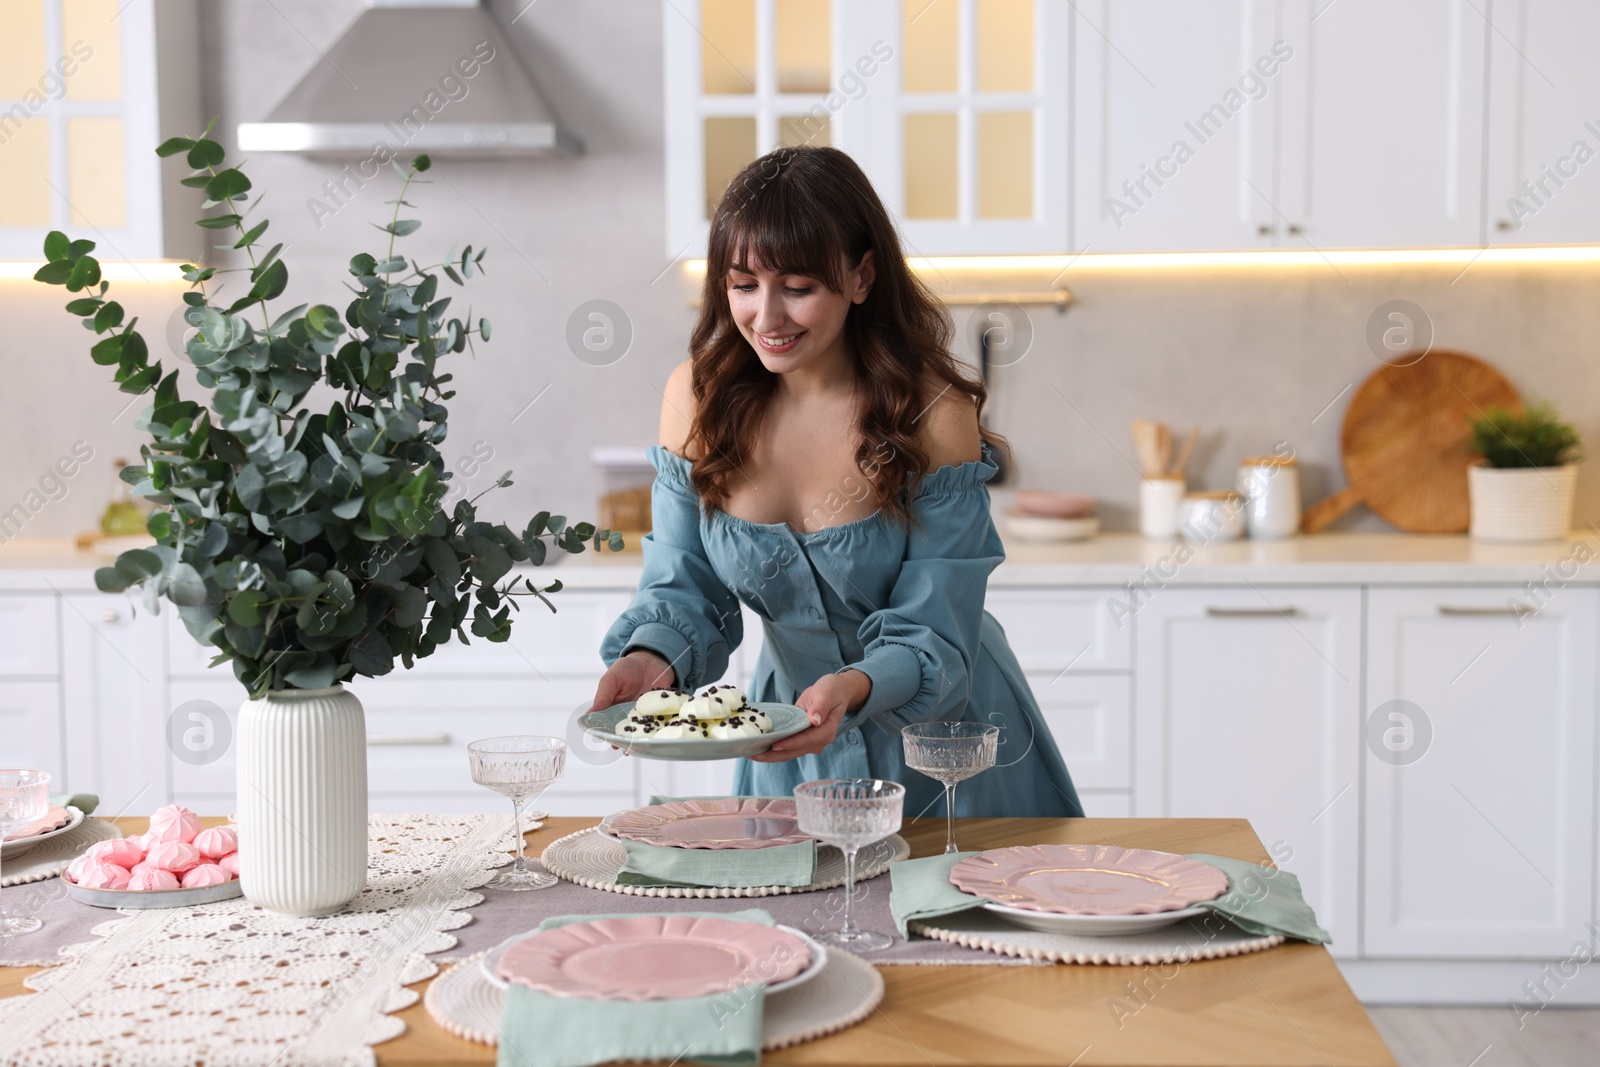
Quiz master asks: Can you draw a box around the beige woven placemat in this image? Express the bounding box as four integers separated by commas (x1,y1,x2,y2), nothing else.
424,946,884,1050
541,826,910,898
910,909,1286,965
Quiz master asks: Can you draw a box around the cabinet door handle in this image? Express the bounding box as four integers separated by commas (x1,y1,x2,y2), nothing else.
366,732,452,746
1256,224,1273,236
1287,224,1303,236
101,609,120,623
1437,605,1523,616
1205,606,1301,618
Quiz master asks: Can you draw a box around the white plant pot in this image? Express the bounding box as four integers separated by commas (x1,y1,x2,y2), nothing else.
1468,464,1579,543
237,684,368,916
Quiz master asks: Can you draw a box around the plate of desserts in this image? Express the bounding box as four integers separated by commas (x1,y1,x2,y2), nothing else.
581,684,809,760
62,804,243,909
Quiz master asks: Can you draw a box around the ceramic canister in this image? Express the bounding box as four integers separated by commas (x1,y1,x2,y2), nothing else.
1236,454,1300,538
1179,490,1246,542
1139,475,1186,539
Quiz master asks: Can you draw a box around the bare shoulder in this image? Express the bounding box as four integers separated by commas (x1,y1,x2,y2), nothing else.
658,359,701,458
916,379,982,470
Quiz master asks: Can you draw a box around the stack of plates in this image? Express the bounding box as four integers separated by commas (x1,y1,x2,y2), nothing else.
950,843,1228,936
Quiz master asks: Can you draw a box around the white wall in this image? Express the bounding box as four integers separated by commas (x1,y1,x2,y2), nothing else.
2,0,1598,538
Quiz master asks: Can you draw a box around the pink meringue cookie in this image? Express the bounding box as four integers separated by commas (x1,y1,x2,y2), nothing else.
64,853,100,883
180,863,233,889
87,838,145,868
192,826,238,860
74,860,133,890
145,804,201,845
143,841,201,873
217,851,240,876
126,868,180,891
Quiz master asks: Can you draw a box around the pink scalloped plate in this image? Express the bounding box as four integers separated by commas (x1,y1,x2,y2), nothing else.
950,844,1228,916
603,797,814,850
2,804,71,842
495,915,811,1001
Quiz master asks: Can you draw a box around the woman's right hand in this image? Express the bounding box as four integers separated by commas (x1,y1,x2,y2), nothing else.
588,649,678,712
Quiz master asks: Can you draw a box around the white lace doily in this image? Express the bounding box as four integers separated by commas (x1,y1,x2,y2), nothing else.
0,813,526,1067
1,816,122,887
542,827,911,897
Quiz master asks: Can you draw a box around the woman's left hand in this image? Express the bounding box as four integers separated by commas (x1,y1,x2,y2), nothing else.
748,670,871,762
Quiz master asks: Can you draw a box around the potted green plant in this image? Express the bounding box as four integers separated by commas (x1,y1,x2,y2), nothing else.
1467,403,1583,542
35,128,622,916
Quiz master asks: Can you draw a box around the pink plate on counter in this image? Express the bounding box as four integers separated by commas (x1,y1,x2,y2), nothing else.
603,797,815,850
495,914,812,1001
3,804,72,842
950,843,1228,916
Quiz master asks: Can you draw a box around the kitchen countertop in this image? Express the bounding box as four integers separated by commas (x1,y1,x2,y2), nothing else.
1,530,1597,589
0,814,1397,1066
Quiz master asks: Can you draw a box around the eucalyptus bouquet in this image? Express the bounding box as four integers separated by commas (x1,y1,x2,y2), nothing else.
36,126,620,697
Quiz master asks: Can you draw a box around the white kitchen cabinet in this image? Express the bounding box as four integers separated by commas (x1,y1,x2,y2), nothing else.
1364,586,1598,958
0,681,64,778
1483,0,1600,244
0,595,59,677
1275,0,1490,248
1133,587,1362,956
1028,671,1129,792
59,593,167,818
1071,0,1280,252
986,587,1130,672
0,0,202,260
664,0,1068,258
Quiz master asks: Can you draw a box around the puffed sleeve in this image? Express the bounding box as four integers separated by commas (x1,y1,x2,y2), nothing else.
837,442,1005,733
597,445,743,690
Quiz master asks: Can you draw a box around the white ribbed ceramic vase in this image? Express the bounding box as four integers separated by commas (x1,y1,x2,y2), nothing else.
1468,464,1579,543
237,685,368,917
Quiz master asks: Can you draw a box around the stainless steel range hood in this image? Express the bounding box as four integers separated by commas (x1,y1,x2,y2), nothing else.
237,0,579,159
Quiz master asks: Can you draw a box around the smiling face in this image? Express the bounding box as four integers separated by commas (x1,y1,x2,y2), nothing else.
726,252,875,374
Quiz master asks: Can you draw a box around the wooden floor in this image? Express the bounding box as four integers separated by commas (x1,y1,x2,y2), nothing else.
1369,1007,1600,1067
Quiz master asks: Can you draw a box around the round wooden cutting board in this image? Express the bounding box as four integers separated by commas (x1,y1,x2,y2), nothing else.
1302,351,1521,533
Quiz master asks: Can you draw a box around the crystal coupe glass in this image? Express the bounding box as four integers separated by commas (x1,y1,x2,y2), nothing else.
0,769,51,935
901,722,999,854
793,778,904,951
468,737,565,890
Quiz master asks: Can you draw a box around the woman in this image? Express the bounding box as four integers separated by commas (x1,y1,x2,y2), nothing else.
588,146,1083,818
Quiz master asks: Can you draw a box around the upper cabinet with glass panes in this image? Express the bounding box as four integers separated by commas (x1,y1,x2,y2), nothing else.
663,0,1068,258
0,0,201,261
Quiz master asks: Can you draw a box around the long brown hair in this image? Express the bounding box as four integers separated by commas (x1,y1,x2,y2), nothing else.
685,145,1005,530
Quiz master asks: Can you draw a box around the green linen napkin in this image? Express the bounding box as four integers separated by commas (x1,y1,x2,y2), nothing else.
1183,853,1331,944
496,909,775,1067
887,851,1331,944
616,835,817,888
49,793,98,815
887,852,981,938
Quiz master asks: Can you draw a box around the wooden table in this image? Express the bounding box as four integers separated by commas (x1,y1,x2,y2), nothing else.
2,815,1395,1066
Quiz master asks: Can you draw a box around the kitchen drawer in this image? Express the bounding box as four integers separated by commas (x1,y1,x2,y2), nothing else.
1028,672,1130,791
166,592,633,679
986,588,1129,671
0,595,60,677
167,676,637,801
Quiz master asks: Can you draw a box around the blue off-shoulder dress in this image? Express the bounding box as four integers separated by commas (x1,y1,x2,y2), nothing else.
597,440,1084,819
